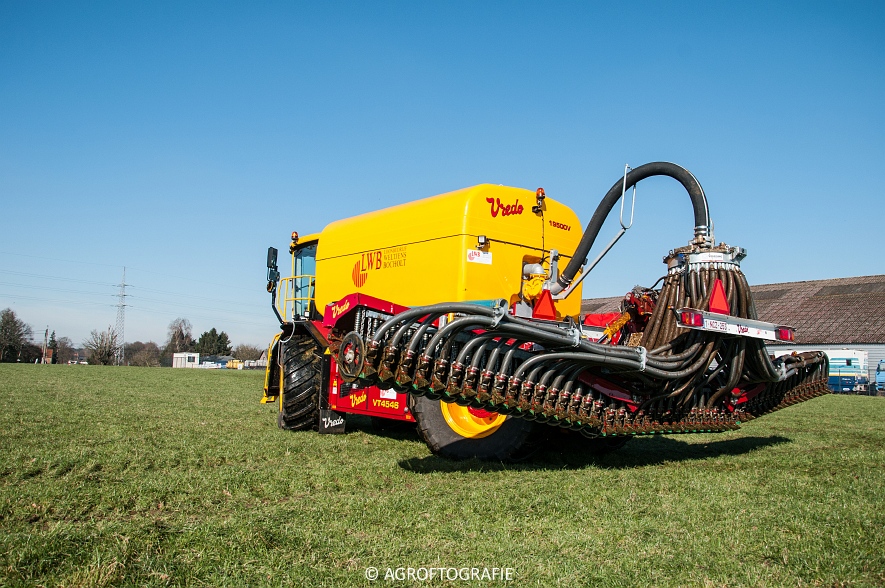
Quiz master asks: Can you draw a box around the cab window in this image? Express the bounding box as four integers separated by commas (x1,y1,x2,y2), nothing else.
292,243,317,317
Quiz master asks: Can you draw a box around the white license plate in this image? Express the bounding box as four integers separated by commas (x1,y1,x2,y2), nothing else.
704,319,728,332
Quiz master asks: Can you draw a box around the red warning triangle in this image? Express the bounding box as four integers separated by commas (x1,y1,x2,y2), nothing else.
532,289,558,320
708,278,730,315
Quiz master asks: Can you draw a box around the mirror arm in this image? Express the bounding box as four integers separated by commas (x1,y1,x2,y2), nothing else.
266,246,284,325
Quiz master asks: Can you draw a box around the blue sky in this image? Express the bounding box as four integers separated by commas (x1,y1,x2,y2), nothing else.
1,1,883,348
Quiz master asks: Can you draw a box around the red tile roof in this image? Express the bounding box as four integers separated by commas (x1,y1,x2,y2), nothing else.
581,274,885,345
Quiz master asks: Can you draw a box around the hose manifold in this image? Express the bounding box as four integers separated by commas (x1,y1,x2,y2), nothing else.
665,243,747,272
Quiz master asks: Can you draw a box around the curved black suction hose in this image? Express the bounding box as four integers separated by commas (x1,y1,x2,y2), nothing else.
555,162,711,292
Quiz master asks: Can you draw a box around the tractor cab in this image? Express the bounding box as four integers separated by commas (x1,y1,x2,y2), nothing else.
267,232,320,324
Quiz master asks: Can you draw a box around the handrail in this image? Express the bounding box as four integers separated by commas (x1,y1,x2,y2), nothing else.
277,274,316,319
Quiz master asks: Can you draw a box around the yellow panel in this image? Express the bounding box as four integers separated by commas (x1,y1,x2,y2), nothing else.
261,332,282,404
311,184,584,319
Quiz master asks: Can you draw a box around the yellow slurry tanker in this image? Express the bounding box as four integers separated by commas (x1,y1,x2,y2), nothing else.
261,162,829,460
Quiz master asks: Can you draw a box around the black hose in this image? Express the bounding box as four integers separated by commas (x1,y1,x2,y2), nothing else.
371,302,500,344
406,313,444,352
454,333,497,366
471,337,509,369
558,162,710,290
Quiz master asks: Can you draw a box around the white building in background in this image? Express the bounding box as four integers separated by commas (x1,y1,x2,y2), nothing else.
172,352,200,368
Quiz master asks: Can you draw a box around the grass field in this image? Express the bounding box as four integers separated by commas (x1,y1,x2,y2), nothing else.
1,364,883,587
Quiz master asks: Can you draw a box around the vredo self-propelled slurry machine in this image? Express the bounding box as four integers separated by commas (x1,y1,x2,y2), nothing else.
261,162,829,460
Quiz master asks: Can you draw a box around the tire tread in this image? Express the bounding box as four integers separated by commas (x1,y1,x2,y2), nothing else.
278,335,322,431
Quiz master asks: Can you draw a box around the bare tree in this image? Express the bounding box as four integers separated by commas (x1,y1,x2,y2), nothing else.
233,344,263,361
165,318,195,353
159,318,196,366
55,336,75,364
0,308,33,362
83,327,120,366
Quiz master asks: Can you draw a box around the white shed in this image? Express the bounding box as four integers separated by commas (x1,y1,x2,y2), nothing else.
172,352,200,368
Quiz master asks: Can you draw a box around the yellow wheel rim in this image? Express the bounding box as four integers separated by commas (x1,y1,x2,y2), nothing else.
439,402,506,439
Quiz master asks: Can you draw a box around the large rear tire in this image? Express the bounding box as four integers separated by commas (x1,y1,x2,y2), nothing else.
278,335,322,431
410,395,534,461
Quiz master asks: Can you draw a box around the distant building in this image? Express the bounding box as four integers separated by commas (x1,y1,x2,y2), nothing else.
582,274,885,387
172,352,200,368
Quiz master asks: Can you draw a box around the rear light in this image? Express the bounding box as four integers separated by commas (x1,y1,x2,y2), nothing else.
775,327,794,342
680,311,703,327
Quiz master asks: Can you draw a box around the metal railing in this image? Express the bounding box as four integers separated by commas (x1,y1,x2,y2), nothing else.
278,274,315,319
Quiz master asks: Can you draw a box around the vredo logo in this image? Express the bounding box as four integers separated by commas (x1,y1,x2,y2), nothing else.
330,299,351,319
486,197,523,217
322,415,344,428
351,250,382,288
349,391,367,408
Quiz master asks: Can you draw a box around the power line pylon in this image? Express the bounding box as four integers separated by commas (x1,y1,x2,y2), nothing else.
115,267,129,365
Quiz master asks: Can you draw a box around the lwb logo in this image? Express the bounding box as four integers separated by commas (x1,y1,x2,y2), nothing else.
351,251,381,287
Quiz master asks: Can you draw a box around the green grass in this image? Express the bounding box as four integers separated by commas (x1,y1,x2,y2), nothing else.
1,364,883,587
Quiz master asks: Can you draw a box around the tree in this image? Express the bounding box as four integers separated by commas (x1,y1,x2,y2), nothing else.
161,318,195,366
165,318,195,353
18,342,42,363
56,336,75,364
233,343,263,361
124,341,161,367
83,327,120,365
195,328,232,356
0,308,33,362
48,330,58,364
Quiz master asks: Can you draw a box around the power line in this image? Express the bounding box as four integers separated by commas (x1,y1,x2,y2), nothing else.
0,256,277,341
0,292,273,336
0,269,118,287
0,288,268,321
0,250,124,269
128,295,267,318
0,291,117,308
0,275,264,313
126,305,275,329
0,269,265,311
125,266,257,294
130,284,262,308
0,281,118,298
0,251,257,293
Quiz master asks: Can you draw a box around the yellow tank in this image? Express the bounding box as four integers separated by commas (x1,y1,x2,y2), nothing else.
311,184,583,319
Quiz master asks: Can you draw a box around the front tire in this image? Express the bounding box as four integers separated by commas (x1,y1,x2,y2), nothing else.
410,395,534,461
278,335,322,431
